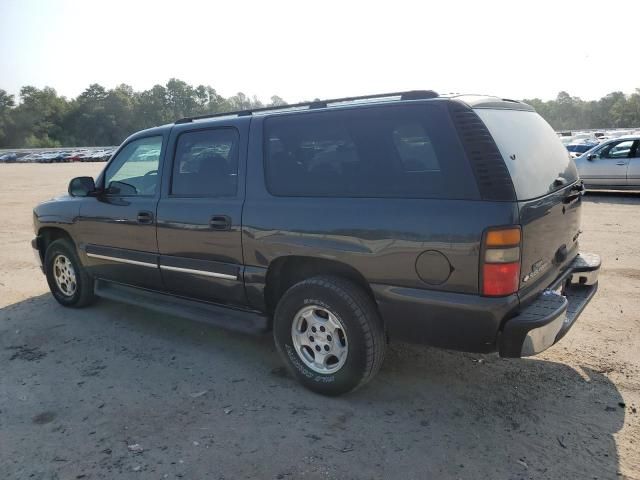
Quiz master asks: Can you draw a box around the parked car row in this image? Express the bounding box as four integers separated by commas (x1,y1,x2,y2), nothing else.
0,148,116,163
559,129,640,158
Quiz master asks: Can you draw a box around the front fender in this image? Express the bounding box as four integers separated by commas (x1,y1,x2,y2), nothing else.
33,195,82,233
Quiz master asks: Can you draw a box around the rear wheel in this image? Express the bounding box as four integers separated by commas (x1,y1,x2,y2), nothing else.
44,239,95,307
273,276,385,395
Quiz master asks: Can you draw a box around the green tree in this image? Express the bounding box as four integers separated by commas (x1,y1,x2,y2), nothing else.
268,95,287,107
0,89,16,146
6,86,67,147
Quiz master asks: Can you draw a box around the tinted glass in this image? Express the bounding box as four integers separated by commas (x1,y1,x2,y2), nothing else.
104,136,162,196
172,128,239,196
475,109,579,200
264,104,478,199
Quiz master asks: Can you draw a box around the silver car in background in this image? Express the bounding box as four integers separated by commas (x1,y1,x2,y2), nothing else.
575,136,640,189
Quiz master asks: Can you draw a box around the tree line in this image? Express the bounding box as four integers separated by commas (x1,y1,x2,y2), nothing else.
524,90,640,131
0,78,287,148
1,80,639,148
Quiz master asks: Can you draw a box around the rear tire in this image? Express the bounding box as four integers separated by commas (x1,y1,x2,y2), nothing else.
273,275,385,396
44,239,95,307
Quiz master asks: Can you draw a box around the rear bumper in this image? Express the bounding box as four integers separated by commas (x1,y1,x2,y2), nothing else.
499,252,601,357
372,285,520,353
372,252,600,354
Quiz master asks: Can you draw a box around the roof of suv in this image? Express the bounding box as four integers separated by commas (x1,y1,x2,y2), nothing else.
170,91,535,127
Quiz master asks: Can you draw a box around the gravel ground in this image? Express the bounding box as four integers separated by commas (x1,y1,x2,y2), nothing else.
0,163,638,480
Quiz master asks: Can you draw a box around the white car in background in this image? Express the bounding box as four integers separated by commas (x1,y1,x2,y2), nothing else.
575,136,640,189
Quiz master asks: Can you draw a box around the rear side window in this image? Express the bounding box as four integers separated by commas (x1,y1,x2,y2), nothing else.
171,128,239,197
264,104,479,199
475,109,579,200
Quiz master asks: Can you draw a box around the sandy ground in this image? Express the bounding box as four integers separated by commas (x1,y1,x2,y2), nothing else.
0,163,638,480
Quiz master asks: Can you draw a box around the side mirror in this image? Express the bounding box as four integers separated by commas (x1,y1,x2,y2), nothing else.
587,154,596,161
68,176,96,197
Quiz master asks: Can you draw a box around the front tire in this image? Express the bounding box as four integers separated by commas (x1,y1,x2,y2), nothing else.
273,276,385,396
44,239,95,307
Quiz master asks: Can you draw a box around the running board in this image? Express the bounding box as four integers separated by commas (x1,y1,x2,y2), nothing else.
94,280,269,334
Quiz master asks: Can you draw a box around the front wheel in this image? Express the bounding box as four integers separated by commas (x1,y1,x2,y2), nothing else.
44,239,95,307
273,276,385,395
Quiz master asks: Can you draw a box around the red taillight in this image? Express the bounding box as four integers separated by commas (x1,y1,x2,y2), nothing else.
481,226,521,297
482,262,520,296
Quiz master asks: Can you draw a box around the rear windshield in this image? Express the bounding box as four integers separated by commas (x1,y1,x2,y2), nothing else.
475,109,578,200
264,104,479,199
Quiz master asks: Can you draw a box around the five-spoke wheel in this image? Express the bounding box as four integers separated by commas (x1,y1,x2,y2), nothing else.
52,254,77,297
291,305,348,374
44,238,95,307
273,276,385,396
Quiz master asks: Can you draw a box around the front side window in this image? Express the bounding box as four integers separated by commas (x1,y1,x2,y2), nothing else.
264,105,477,199
600,140,634,159
104,136,162,196
171,128,239,197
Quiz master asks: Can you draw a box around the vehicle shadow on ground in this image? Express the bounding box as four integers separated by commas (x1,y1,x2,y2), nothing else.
583,190,640,205
0,294,627,479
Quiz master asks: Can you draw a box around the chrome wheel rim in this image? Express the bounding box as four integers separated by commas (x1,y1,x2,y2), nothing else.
53,254,77,297
291,305,348,374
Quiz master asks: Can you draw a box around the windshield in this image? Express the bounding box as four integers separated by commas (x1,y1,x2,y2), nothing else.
475,109,579,200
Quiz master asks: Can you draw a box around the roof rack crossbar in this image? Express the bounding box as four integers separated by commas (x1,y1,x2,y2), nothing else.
174,90,438,124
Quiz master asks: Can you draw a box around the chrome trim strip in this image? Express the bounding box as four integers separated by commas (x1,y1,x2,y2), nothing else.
86,252,157,268
159,264,237,280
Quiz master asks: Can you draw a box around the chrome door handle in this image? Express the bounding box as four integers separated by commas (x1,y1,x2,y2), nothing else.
616,161,626,165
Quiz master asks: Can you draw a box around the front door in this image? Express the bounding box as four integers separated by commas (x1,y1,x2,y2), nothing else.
625,140,640,187
77,134,165,290
577,139,633,186
155,120,248,307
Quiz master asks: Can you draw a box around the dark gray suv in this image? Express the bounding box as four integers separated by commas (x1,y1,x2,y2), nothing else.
32,91,600,395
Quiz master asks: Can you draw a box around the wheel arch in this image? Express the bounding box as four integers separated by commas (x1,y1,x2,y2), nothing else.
264,255,377,316
36,226,76,263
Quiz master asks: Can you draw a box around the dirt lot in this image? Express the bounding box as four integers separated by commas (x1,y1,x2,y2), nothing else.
0,163,639,480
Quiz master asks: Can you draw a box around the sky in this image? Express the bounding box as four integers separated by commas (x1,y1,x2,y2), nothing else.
1,0,639,104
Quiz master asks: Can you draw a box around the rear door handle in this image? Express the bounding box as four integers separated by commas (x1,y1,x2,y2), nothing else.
210,215,231,230
137,211,154,224
616,161,627,165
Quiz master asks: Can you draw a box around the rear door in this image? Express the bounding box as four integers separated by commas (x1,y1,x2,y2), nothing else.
475,108,582,300
576,139,634,186
155,118,249,307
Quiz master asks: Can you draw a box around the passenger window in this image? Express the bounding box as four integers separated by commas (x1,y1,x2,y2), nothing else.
104,136,162,196
392,123,440,172
171,129,239,197
264,105,476,199
601,140,634,159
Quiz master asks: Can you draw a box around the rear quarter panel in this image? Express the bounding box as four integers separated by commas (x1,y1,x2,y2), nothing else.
243,116,519,309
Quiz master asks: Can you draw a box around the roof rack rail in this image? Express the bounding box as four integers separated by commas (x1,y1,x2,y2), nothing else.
174,90,438,124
